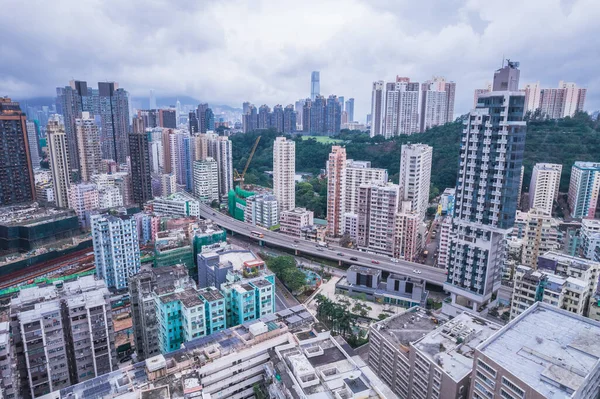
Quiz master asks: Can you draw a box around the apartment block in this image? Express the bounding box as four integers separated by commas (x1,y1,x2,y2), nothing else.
514,209,560,269
46,120,71,208
326,145,346,236
399,143,432,221
357,183,399,256
10,276,116,398
192,157,219,203
207,135,233,199
245,193,278,228
273,136,296,213
221,275,276,326
471,302,600,399
437,216,454,269
280,207,314,237
149,192,200,218
568,161,600,219
69,182,99,229
76,112,102,182
393,201,421,262
91,214,141,290
581,218,600,261
0,319,15,399
528,163,562,214
369,307,501,399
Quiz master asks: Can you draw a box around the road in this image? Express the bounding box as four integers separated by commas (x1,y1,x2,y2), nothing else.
198,203,447,287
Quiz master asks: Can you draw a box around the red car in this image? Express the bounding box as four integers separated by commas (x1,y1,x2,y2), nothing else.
371,260,380,264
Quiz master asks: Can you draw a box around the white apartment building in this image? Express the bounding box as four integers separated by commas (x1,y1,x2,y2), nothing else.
91,214,141,290
160,173,177,196
150,192,200,218
528,163,561,214
343,160,389,216
568,161,600,219
192,157,219,203
280,207,313,237
98,185,123,208
69,182,99,229
10,276,117,398
342,212,358,240
273,137,296,213
383,78,420,138
245,194,278,228
207,135,233,200
523,81,542,113
581,218,600,261
393,201,420,262
46,120,71,208
437,216,453,269
357,183,399,255
26,120,40,169
420,77,455,132
76,112,102,181
515,209,560,269
369,80,385,137
399,143,432,222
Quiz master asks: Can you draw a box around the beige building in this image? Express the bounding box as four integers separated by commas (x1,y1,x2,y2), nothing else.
357,183,399,255
279,207,313,237
523,81,542,113
76,112,102,181
515,209,560,268
192,157,219,203
326,145,346,236
273,137,295,213
160,173,177,197
528,163,561,214
399,143,432,221
471,302,600,399
46,119,71,208
393,201,420,262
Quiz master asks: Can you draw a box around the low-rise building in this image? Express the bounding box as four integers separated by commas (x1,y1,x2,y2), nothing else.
581,218,600,261
280,207,314,237
245,193,278,228
471,302,600,399
149,192,200,218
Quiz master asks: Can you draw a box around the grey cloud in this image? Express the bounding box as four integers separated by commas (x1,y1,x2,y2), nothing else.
0,0,599,122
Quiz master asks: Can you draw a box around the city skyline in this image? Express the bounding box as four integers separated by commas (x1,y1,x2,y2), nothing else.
1,1,599,123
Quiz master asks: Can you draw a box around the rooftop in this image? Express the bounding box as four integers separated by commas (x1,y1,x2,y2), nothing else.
372,307,439,350
0,203,77,226
349,265,381,276
539,251,599,271
199,288,224,302
478,302,600,398
413,312,501,382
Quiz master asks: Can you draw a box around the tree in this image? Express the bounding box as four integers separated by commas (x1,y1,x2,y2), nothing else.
378,313,389,320
426,206,437,217
282,268,306,292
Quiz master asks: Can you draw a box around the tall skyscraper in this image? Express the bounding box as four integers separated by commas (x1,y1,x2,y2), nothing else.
76,112,102,181
193,157,219,202
197,103,208,133
309,96,326,134
158,109,177,129
302,99,312,133
91,213,141,290
529,163,562,214
523,82,542,113
369,81,385,137
420,77,456,132
295,99,305,130
345,98,355,122
399,144,432,221
189,111,199,133
207,136,233,199
444,64,526,315
273,137,296,212
567,162,600,219
271,105,284,132
149,89,157,109
26,120,40,168
0,98,35,206
161,128,175,174
47,119,72,208
205,107,215,131
283,104,296,133
258,104,271,129
326,146,347,237
129,116,153,207
242,104,258,133
98,82,130,163
325,95,342,135
311,71,320,100
539,81,587,119
384,77,420,137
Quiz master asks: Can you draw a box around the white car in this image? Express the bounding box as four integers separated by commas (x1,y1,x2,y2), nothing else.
292,244,298,248
416,270,422,274
413,269,418,273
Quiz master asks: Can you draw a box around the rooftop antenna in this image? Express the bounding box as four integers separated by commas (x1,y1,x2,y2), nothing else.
501,55,505,68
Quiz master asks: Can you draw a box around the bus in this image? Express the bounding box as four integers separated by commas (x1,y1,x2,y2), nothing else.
251,231,265,238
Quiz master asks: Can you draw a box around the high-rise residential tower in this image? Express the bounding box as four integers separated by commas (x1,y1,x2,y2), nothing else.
158,109,177,129
419,77,456,132
91,214,141,290
129,116,153,206
383,77,420,137
345,98,355,122
149,89,157,109
399,143,432,221
207,136,233,199
26,120,40,168
283,104,296,133
369,81,385,137
98,82,130,163
444,63,526,315
529,163,562,214
193,157,219,202
568,162,600,219
273,137,296,213
76,112,102,181
326,146,347,236
47,119,72,208
0,98,35,205
311,71,320,100
325,95,342,135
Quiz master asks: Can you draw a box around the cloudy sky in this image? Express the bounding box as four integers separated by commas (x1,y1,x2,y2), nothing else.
1,0,598,121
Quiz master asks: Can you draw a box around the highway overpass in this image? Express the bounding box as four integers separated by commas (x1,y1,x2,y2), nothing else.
198,203,447,287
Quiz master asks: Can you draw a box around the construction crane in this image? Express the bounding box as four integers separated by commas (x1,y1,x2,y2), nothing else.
234,135,261,189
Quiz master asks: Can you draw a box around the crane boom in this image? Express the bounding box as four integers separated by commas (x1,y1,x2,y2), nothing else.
235,136,261,188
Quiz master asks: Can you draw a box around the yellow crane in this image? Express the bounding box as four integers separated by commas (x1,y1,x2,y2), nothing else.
233,135,261,189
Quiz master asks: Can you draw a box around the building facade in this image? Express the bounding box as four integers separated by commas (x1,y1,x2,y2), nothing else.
326,145,346,236
129,116,153,206
568,161,600,219
280,207,314,237
192,157,219,203
399,143,432,221
273,137,296,213
245,194,278,228
47,119,71,208
357,183,400,255
528,162,561,214
207,136,233,200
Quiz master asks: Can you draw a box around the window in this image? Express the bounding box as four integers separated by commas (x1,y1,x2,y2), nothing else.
501,377,524,398
477,359,497,377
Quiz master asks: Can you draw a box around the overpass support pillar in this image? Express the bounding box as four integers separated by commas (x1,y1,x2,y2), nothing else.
339,260,342,266
295,250,299,256
259,240,264,247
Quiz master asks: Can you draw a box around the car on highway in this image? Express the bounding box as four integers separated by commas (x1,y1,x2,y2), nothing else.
413,269,422,274
293,244,298,248
317,248,324,252
337,252,344,256
294,240,299,243
371,260,380,264
350,257,358,261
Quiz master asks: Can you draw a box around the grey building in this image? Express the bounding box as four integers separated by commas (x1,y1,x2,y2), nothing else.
129,265,191,361
311,71,320,100
98,82,130,163
11,276,116,398
444,64,526,315
345,97,355,122
197,252,233,289
325,95,342,135
271,104,284,132
283,104,296,133
129,116,153,206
